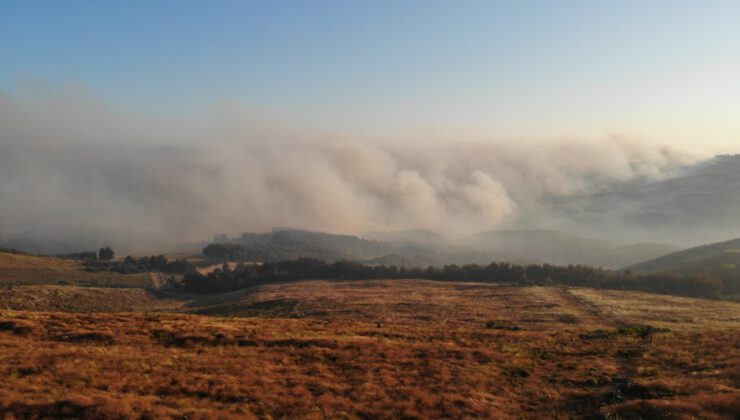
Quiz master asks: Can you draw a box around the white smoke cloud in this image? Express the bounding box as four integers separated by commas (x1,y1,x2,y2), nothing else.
0,84,709,251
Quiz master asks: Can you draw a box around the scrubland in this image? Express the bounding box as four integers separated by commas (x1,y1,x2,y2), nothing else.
0,285,180,312
0,280,738,418
0,252,151,288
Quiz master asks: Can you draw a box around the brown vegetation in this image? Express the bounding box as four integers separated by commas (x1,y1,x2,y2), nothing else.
0,285,182,312
0,252,151,288
0,280,738,418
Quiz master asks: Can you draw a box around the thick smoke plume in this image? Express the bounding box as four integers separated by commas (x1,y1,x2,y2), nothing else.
0,86,707,252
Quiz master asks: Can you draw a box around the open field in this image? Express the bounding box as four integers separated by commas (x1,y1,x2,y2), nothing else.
0,285,182,312
0,252,151,288
0,280,738,418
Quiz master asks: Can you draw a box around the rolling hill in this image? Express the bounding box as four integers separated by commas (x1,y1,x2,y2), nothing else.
627,237,740,297
0,251,151,288
629,237,740,274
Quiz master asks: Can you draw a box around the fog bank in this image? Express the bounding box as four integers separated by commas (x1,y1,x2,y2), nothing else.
0,86,708,252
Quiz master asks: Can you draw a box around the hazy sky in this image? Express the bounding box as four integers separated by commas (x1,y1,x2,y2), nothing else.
1,1,739,150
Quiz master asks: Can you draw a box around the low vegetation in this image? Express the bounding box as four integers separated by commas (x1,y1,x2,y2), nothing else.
0,251,151,288
0,280,737,418
0,285,181,312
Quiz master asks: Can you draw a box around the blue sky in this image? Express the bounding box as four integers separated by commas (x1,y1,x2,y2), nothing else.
2,1,739,148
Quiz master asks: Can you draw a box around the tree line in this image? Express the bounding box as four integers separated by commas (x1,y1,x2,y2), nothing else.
56,247,115,261
53,247,195,274
84,254,195,275
181,257,723,299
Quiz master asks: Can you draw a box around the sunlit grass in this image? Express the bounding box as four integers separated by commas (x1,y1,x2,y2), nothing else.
0,279,738,417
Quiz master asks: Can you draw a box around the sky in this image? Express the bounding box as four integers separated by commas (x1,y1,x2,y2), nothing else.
1,0,740,150
1,1,740,250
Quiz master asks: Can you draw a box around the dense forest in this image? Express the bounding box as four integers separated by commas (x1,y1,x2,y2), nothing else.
181,258,725,299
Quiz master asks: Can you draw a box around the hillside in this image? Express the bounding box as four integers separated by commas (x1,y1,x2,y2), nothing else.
550,154,740,245
0,280,738,418
627,236,740,295
0,251,151,288
629,237,740,272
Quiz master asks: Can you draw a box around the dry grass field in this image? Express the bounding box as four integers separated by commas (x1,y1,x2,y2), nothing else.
0,280,738,418
0,252,151,288
0,285,182,312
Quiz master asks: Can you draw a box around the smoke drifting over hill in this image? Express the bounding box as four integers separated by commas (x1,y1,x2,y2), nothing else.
0,85,708,252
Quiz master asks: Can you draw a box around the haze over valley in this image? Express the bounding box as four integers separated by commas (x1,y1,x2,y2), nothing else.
2,2,740,418
0,90,732,256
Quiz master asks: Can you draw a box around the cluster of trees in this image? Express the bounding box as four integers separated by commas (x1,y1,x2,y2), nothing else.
84,255,195,274
181,258,724,298
57,247,115,261
53,247,196,275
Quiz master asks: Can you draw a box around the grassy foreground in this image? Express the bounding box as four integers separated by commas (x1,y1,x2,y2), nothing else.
0,280,738,418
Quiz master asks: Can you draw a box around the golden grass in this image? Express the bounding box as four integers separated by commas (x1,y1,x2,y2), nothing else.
0,280,738,418
190,280,740,331
0,252,151,288
0,285,183,312
568,288,740,330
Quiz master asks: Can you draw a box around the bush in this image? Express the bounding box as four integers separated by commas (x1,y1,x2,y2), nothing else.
98,247,115,261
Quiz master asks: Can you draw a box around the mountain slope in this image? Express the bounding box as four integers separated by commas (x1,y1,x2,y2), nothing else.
548,154,740,245
628,237,740,295
628,237,740,274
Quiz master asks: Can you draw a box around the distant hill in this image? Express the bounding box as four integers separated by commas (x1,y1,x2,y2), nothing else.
362,229,448,246
629,237,740,274
231,229,415,262
548,154,740,245
217,228,676,269
627,237,740,296
457,230,678,268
